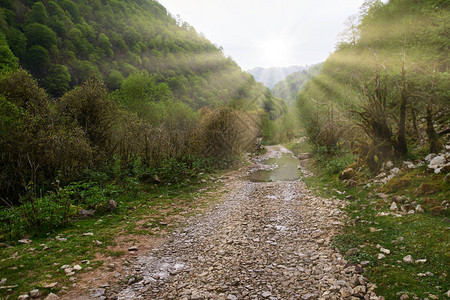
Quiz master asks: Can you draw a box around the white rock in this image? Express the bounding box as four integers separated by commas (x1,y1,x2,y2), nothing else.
18,239,32,244
64,268,74,274
29,289,40,298
403,255,414,263
390,202,398,211
42,282,58,288
390,168,400,175
425,153,437,162
403,161,416,169
18,295,29,300
73,265,82,271
55,236,67,242
60,265,70,269
385,161,394,169
380,248,391,255
429,155,446,168
415,259,427,264
376,172,387,179
378,253,386,260
0,278,6,286
82,232,94,236
45,293,59,300
416,205,424,213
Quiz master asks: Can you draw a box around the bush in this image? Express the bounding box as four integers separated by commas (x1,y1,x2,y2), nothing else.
0,70,93,204
197,107,261,167
0,180,121,240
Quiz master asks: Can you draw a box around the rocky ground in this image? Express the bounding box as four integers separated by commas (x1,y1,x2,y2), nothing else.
74,146,382,300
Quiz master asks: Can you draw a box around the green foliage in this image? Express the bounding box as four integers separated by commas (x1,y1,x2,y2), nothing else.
43,64,72,96
0,0,277,111
57,78,114,154
0,70,93,203
5,27,27,58
24,23,57,48
26,1,48,25
155,155,211,184
24,45,49,77
0,0,281,207
0,32,18,71
105,69,124,90
1,180,120,238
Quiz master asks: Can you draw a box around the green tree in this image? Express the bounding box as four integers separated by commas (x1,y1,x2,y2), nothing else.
5,28,27,58
24,23,57,48
60,0,81,23
26,2,48,25
25,45,50,77
43,64,72,96
98,33,113,57
0,32,18,72
105,69,124,90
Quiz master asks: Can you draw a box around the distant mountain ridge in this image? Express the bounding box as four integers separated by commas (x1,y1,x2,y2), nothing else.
247,66,309,89
272,63,322,106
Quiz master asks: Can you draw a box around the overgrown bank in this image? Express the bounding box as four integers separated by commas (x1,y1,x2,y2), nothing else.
287,139,449,299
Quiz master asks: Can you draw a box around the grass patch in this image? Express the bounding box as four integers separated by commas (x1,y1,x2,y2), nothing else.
286,140,450,299
0,178,223,299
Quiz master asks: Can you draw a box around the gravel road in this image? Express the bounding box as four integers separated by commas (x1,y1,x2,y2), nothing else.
113,146,381,300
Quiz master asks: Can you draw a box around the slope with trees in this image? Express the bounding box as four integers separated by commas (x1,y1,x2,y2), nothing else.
297,0,449,165
0,0,287,240
272,63,322,106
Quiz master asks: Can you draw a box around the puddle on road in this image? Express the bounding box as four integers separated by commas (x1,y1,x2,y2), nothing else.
247,153,300,182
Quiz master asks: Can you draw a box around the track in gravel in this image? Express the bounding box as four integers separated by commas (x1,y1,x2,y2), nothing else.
115,146,380,300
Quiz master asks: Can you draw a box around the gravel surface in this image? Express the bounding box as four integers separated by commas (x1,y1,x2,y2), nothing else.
112,146,382,300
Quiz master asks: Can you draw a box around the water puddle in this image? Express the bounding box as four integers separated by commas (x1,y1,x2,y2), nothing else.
247,153,299,182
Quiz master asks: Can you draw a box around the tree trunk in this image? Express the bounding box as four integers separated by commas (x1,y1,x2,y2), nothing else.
396,53,408,156
426,100,442,154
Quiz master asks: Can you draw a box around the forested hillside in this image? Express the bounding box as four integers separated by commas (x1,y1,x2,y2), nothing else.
0,0,285,110
0,0,287,209
272,63,322,106
297,0,449,166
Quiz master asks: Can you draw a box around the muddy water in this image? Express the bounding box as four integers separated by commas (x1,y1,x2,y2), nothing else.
247,153,299,182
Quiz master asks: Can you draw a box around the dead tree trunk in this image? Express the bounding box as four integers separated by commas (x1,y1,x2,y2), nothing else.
396,52,408,156
425,74,443,153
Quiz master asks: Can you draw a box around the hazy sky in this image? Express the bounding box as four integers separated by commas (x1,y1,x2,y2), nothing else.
157,0,366,70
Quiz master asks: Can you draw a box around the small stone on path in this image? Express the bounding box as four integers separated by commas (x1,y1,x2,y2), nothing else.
45,293,59,300
403,255,414,263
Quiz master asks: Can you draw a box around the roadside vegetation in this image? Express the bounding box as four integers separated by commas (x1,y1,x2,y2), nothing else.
283,2,449,297
287,137,449,299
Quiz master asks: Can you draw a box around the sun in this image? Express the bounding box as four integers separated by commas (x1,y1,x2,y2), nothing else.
259,37,293,67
